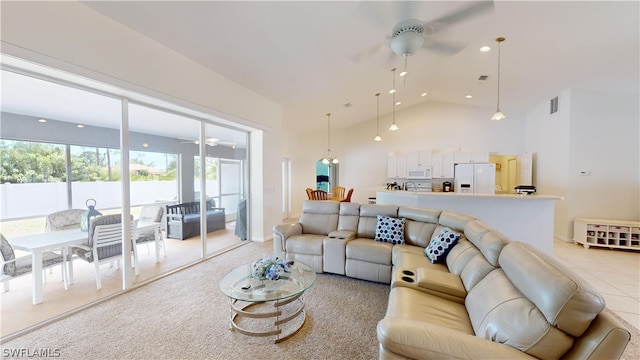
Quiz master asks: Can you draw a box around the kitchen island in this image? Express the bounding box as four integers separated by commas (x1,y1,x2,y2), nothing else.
376,190,562,255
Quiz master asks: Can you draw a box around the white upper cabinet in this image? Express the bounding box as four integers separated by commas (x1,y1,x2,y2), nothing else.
453,152,490,163
431,152,454,178
406,150,432,168
387,153,407,178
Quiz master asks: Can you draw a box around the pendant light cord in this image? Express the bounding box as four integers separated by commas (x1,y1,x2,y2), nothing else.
326,113,331,153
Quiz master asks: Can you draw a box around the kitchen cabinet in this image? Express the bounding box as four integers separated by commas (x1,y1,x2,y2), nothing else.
406,150,432,167
573,218,640,251
387,153,406,178
431,153,454,178
453,152,490,164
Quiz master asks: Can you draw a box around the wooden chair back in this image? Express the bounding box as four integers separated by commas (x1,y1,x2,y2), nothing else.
306,188,314,199
332,186,346,201
340,188,354,202
310,190,329,200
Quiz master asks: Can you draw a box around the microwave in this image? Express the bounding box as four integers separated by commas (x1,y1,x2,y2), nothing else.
406,166,432,179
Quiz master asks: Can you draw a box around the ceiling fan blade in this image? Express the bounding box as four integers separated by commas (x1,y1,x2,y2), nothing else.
350,40,388,63
424,1,494,33
423,40,468,56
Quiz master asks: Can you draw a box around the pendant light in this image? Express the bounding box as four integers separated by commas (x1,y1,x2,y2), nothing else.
491,37,506,121
374,93,382,142
321,113,339,164
389,68,399,131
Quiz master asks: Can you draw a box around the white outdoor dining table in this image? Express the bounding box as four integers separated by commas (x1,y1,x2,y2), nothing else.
8,229,86,305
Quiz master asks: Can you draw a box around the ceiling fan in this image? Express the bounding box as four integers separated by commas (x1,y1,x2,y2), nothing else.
181,137,236,148
353,1,494,68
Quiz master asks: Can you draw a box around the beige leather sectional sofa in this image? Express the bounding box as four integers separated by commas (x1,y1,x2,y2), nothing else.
273,200,631,359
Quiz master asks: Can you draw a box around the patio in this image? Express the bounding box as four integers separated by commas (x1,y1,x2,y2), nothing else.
1,221,244,339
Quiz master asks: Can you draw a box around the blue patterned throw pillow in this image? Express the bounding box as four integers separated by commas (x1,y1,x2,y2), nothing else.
424,228,461,263
374,216,405,245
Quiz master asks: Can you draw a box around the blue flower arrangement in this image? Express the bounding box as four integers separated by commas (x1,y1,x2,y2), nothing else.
250,256,294,281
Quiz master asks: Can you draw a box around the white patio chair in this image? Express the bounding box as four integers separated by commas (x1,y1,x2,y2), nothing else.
1,233,68,293
135,205,165,255
69,215,137,290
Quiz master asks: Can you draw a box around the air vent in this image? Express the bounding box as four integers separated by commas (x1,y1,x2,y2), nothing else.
550,96,559,114
478,75,488,81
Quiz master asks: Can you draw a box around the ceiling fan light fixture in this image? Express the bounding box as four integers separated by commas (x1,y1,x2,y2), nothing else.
389,20,425,57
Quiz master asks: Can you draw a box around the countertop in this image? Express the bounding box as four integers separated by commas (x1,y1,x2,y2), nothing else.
376,190,563,201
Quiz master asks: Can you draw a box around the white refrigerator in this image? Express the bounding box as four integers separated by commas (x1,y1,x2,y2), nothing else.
454,163,496,194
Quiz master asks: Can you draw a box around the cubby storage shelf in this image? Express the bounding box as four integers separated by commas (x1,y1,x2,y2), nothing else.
573,218,640,251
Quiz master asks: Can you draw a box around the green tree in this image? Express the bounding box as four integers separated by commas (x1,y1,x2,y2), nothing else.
0,141,66,183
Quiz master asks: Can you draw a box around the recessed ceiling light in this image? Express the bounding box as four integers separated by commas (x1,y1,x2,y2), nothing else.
421,93,428,97
38,119,47,123
395,101,402,106
480,45,491,52
76,124,84,128
142,143,149,148
465,95,473,99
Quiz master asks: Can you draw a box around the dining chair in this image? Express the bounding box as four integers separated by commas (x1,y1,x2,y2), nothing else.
45,209,85,232
331,186,346,201
135,205,165,256
69,214,137,290
310,190,329,200
340,188,354,203
306,188,314,200
1,233,67,293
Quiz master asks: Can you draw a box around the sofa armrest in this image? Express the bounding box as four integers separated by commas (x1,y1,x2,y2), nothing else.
328,230,355,240
416,268,467,299
377,317,535,360
273,223,302,254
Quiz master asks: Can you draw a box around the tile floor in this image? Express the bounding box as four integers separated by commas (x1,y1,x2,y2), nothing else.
554,240,639,330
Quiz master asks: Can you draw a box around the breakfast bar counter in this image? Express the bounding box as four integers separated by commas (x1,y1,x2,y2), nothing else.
376,190,562,255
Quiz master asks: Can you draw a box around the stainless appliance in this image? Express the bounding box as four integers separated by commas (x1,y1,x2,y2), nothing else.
454,163,496,194
406,166,432,179
514,185,536,195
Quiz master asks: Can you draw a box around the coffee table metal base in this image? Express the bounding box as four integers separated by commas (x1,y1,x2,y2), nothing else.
229,292,306,343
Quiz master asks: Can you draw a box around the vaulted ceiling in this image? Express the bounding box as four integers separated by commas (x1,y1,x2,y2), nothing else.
80,1,639,133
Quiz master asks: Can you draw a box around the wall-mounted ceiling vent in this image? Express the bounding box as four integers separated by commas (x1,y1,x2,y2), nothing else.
550,96,559,114
478,75,488,81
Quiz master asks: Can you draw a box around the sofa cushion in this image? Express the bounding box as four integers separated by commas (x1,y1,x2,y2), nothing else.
438,210,476,233
425,228,460,264
299,200,340,235
346,238,393,265
375,216,405,244
386,286,474,334
285,234,324,256
337,202,360,232
499,242,605,337
466,269,574,359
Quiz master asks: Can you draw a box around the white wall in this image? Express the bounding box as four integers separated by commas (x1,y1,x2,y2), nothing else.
525,90,572,240
526,89,640,241
567,89,639,231
1,1,283,241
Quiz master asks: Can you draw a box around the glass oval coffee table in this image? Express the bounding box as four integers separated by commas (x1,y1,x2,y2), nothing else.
219,260,316,343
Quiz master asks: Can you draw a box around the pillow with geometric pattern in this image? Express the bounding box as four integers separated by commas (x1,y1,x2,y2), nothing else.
424,227,461,263
374,215,405,245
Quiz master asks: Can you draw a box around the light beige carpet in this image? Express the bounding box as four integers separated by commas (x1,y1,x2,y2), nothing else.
1,240,638,360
